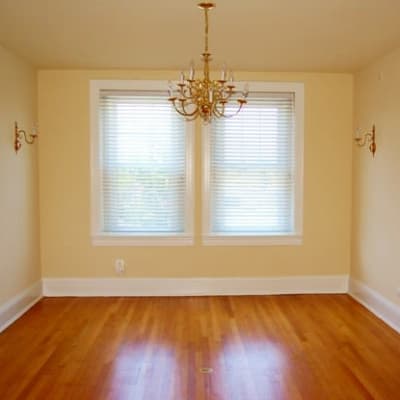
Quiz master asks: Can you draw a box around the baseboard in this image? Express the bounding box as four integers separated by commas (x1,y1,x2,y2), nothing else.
349,279,400,334
6,278,399,335
0,281,43,333
42,275,348,297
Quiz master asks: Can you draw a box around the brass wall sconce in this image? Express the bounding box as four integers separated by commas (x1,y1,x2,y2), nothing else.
355,124,376,157
14,121,38,153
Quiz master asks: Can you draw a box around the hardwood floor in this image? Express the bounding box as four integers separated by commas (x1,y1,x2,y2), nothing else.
0,295,399,399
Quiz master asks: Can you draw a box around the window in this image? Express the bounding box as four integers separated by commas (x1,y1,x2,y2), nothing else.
202,82,304,245
91,81,194,246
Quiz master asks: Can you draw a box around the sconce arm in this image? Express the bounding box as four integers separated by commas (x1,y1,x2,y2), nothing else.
14,121,38,153
355,132,372,147
354,125,376,157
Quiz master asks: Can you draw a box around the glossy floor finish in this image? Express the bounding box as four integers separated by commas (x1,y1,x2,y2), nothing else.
0,295,400,400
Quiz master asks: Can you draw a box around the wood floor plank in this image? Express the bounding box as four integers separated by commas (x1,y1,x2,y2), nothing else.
0,294,399,400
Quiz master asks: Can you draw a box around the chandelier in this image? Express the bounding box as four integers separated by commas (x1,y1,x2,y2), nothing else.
168,2,249,123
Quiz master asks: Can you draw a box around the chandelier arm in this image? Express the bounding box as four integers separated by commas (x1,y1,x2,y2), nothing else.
184,113,200,122
171,100,194,117
218,92,234,103
180,86,197,101
185,84,194,98
188,87,197,100
181,102,200,118
175,82,198,101
213,103,225,118
189,82,201,98
218,86,237,102
172,105,199,121
225,102,245,118
172,99,199,118
177,85,187,98
214,101,245,119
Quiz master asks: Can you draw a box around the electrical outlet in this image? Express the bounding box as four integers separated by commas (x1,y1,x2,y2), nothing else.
114,259,125,275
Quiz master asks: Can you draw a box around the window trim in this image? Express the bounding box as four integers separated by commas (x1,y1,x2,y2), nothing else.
202,81,304,246
90,80,194,246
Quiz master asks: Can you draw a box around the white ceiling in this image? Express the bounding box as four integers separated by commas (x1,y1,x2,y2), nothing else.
1,0,400,72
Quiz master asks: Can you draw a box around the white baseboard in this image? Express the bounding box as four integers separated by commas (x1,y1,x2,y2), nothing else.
0,281,43,333
5,278,399,336
42,275,348,297
349,278,400,334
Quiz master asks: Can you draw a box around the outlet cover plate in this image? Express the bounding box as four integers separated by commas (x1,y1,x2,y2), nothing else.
114,259,125,274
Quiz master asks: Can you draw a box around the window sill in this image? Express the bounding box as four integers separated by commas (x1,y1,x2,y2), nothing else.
92,234,193,247
202,235,303,246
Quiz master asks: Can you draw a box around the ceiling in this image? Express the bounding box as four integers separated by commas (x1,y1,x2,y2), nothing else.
1,0,400,72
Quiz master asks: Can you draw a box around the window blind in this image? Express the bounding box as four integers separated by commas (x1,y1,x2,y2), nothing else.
99,91,187,234
209,93,296,235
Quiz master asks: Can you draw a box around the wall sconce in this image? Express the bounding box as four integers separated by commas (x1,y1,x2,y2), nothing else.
354,124,376,157
14,121,38,153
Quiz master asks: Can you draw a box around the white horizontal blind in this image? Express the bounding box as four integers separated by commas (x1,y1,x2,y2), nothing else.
209,93,296,235
99,91,187,234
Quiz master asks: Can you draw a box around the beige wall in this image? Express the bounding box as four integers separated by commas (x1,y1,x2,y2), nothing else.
0,45,40,305
353,46,400,305
38,70,353,278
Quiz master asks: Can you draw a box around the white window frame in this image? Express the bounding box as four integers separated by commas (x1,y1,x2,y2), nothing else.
90,80,194,246
202,82,304,246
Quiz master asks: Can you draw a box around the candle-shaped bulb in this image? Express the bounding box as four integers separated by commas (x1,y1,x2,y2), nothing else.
221,63,227,80
180,71,185,83
355,128,361,139
209,88,213,103
228,70,234,83
189,60,195,80
168,80,174,97
32,124,38,137
243,83,249,98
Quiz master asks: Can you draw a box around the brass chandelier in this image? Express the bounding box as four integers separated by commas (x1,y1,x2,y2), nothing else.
168,2,249,123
